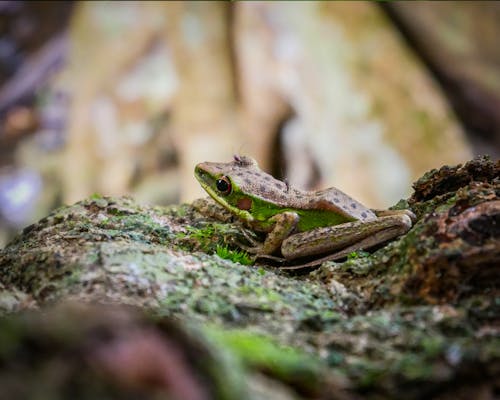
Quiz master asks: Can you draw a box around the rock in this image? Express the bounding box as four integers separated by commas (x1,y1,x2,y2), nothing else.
0,157,498,399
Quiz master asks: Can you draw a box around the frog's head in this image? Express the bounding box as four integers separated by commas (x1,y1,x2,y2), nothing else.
195,155,288,221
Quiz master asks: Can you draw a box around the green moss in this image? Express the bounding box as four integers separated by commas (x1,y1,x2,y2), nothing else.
216,245,253,265
180,225,219,248
1,167,498,399
175,222,253,257
206,328,323,387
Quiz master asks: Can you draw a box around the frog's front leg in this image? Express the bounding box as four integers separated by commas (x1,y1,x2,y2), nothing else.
241,211,299,256
281,213,412,261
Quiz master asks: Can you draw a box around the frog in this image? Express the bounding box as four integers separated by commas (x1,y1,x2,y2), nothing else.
195,155,415,268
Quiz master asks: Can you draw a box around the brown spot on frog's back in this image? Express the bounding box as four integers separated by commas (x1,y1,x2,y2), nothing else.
237,197,252,210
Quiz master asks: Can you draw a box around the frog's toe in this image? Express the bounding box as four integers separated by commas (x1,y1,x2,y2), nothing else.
403,209,417,223
400,214,413,231
254,254,286,263
237,242,264,255
373,208,417,224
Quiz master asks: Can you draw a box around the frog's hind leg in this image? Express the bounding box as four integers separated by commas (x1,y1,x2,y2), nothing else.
280,224,409,270
281,213,413,262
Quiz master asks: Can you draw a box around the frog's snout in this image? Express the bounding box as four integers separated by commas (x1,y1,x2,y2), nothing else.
194,163,207,175
194,165,205,179
194,164,212,186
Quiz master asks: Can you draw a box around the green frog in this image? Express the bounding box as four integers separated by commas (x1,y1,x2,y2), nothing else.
195,155,414,268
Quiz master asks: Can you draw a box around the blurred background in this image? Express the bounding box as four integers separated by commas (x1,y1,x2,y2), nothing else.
0,1,499,247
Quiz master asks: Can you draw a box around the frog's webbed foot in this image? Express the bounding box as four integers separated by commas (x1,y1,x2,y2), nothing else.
236,242,264,255
233,238,287,263
235,237,280,258
236,228,262,248
254,253,287,263
236,211,300,257
233,240,287,264
231,228,268,257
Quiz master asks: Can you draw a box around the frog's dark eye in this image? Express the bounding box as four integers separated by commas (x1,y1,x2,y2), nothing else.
216,176,232,195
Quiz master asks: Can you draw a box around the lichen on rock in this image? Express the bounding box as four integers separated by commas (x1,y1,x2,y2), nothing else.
0,157,498,399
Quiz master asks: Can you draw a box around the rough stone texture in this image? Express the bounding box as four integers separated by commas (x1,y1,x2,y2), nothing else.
0,157,498,399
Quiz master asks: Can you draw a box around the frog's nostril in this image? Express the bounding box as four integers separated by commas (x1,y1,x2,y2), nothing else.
195,166,205,177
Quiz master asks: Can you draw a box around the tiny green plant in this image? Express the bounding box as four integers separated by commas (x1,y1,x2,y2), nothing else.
347,250,370,260
216,245,253,265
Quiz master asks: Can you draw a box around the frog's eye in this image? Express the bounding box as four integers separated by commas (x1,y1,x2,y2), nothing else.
216,176,232,195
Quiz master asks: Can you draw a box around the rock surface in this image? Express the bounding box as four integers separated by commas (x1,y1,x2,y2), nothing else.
0,157,498,399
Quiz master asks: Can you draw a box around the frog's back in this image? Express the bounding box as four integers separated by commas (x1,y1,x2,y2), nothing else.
200,155,376,222
305,187,377,222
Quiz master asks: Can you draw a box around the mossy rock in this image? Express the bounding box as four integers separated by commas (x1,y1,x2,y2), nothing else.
0,157,498,399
